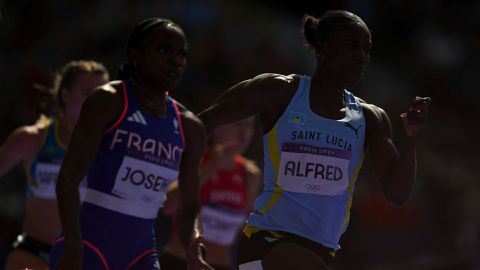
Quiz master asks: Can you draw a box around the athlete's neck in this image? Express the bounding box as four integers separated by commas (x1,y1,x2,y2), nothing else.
131,77,168,117
311,73,345,107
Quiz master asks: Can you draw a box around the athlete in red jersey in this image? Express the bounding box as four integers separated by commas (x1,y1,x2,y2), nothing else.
160,118,261,270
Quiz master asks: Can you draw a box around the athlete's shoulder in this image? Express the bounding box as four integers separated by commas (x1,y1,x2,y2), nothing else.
0,118,52,174
79,81,124,126
248,73,300,88
360,102,392,139
25,115,51,133
86,81,123,107
97,80,123,95
18,116,52,139
2,119,49,156
179,109,206,156
360,101,388,120
11,126,41,142
180,109,205,134
169,97,188,112
181,111,203,129
241,73,301,107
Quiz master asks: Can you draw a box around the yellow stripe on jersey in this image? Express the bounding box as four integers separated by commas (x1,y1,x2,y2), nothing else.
243,225,286,239
26,121,51,186
340,154,364,232
259,124,284,215
243,225,337,257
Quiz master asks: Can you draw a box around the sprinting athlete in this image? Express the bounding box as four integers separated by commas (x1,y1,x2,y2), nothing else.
198,10,431,270
48,18,212,270
0,60,109,270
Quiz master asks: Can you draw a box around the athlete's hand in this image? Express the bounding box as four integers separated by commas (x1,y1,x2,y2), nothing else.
55,244,84,270
400,96,431,138
186,236,214,270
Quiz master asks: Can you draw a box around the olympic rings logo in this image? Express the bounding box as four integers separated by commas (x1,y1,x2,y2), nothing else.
305,184,321,192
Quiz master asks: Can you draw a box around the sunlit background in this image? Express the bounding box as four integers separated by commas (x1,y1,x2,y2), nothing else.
1,0,479,269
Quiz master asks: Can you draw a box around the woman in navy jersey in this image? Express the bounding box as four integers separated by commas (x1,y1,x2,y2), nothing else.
0,60,109,270
49,18,212,270
198,10,431,270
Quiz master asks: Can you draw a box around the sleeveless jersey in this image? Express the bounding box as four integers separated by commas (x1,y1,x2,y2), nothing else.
246,75,366,250
83,80,185,220
200,155,249,245
27,120,87,199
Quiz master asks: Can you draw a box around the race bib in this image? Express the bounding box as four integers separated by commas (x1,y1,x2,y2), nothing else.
32,162,87,200
34,162,88,199
34,162,60,198
112,156,177,207
200,205,246,246
277,144,350,195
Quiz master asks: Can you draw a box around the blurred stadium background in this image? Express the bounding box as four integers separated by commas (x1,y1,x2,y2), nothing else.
1,0,479,269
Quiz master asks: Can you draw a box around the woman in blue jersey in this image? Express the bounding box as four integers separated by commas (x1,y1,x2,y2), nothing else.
198,10,431,270
0,60,109,270
49,18,212,270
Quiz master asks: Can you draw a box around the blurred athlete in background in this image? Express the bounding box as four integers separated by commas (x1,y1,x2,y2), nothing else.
0,60,109,270
160,117,261,270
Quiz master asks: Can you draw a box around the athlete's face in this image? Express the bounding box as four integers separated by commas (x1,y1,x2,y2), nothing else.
318,22,372,87
134,26,187,92
62,72,108,121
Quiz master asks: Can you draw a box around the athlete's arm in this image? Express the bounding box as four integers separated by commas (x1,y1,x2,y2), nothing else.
176,111,213,270
161,180,179,215
0,126,41,177
364,97,430,206
55,84,122,270
176,110,204,247
161,148,229,215
198,73,297,135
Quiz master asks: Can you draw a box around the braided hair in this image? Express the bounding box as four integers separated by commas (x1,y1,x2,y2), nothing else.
302,10,368,47
117,18,185,80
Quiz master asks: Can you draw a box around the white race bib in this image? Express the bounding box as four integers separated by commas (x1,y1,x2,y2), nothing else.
34,162,60,198
200,205,246,246
112,156,177,207
33,163,88,199
278,146,350,195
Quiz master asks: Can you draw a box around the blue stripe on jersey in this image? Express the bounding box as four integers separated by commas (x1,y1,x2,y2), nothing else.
247,75,366,250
